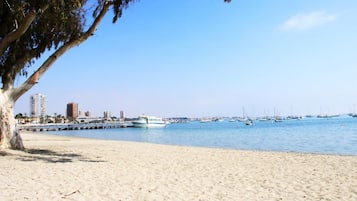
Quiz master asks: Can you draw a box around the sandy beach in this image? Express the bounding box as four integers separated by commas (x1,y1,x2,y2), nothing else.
0,132,356,201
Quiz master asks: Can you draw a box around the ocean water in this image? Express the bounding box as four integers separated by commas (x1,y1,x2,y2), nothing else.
48,117,357,155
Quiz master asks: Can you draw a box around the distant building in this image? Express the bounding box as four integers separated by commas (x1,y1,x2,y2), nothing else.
85,111,91,117
104,111,111,120
30,93,46,118
66,103,78,120
120,111,125,119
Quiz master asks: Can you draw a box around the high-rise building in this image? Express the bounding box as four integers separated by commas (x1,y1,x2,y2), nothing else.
30,93,46,118
120,110,125,119
66,102,78,120
104,111,111,119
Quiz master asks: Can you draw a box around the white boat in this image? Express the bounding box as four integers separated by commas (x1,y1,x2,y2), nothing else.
132,115,167,128
244,120,254,126
200,118,212,123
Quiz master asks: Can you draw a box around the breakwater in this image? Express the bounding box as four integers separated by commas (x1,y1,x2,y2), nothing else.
18,122,132,132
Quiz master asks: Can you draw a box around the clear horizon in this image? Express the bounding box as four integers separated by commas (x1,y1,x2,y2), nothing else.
14,0,357,118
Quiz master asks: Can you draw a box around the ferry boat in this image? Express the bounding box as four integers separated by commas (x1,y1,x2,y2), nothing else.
132,115,168,128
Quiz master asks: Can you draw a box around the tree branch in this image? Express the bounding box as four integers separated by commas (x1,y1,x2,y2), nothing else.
11,2,112,101
0,4,49,57
2,53,32,91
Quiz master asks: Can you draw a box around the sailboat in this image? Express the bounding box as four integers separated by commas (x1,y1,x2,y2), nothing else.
273,108,283,123
242,107,254,126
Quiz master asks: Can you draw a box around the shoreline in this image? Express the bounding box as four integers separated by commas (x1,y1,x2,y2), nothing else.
1,132,357,200
30,130,357,157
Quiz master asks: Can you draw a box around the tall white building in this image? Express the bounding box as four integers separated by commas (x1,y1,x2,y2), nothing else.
30,93,46,118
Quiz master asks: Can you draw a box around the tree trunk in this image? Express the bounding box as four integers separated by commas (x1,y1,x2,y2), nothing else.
0,2,112,150
0,91,24,150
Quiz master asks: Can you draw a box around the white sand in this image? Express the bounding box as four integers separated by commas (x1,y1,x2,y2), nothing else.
1,132,356,201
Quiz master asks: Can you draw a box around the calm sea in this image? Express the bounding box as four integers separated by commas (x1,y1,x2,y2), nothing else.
48,116,357,155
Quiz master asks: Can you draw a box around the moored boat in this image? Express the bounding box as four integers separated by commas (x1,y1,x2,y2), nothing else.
245,120,253,126
200,118,212,123
132,115,168,128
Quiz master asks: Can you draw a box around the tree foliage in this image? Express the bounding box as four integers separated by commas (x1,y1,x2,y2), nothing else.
1,1,80,84
0,0,136,92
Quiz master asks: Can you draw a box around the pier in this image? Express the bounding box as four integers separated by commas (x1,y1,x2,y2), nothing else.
17,122,132,132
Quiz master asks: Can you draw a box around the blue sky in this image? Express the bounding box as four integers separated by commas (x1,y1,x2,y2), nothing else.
14,0,357,118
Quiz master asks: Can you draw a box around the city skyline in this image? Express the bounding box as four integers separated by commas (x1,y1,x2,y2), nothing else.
21,94,124,119
13,0,357,118
17,92,355,119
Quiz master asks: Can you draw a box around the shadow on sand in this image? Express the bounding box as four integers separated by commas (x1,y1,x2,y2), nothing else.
9,148,108,163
